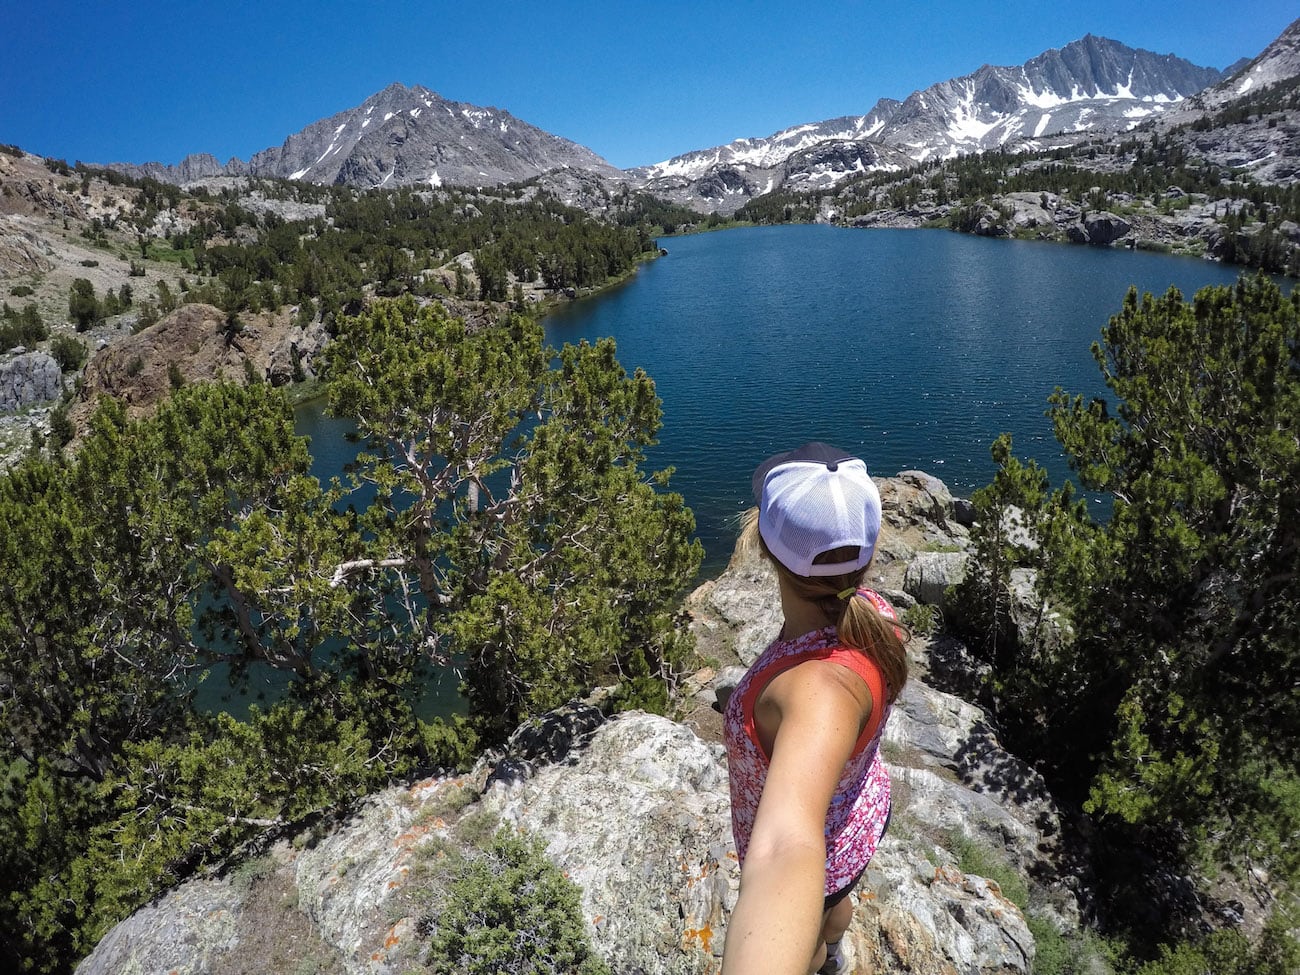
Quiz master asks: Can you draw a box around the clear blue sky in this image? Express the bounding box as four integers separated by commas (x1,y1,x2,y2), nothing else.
1,1,1295,171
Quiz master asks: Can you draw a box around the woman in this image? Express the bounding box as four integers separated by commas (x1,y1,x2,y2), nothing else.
722,442,908,975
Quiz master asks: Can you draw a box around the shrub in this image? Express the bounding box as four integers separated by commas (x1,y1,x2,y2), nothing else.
68,278,100,331
0,304,47,350
427,828,610,975
901,603,938,636
1130,925,1300,975
48,403,75,448
49,334,88,373
1023,914,1123,975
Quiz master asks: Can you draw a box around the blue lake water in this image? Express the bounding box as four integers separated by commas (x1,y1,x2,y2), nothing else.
214,225,1259,715
542,224,1257,574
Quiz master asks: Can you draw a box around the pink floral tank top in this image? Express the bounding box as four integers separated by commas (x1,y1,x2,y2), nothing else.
722,589,896,895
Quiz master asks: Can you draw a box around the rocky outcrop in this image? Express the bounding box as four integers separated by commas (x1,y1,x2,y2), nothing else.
1065,211,1132,246
78,471,1078,975
0,228,56,276
68,303,330,428
0,350,62,412
104,152,239,185
1003,192,1064,231
904,550,969,608
266,316,330,387
79,692,1051,975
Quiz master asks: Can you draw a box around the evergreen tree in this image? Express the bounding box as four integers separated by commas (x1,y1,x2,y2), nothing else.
955,275,1300,938
67,279,99,331
324,296,702,739
0,297,699,971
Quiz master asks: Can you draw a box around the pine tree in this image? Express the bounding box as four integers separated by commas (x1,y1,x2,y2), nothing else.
959,275,1300,934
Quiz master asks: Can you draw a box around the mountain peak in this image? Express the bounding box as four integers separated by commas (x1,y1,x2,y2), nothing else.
235,85,619,189
1193,16,1300,108
634,34,1231,214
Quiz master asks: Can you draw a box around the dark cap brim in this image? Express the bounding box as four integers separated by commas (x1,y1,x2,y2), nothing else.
751,441,857,503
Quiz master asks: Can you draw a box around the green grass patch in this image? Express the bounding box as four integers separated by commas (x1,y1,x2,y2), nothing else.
947,831,1029,910
147,240,195,265
920,541,964,553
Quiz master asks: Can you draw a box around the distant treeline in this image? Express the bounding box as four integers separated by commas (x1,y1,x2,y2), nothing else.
51,162,694,318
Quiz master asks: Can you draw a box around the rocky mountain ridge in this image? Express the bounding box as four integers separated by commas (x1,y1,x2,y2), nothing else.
96,27,1299,218
638,34,1231,213
1186,16,1300,112
108,82,621,190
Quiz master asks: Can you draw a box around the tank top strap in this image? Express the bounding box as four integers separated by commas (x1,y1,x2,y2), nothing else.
738,632,889,761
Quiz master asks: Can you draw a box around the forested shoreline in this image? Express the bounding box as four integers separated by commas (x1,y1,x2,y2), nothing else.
729,83,1300,278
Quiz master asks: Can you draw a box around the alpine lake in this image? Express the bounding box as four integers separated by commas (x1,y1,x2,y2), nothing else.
246,224,1262,717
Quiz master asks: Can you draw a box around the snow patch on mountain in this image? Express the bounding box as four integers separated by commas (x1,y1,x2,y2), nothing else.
629,35,1230,216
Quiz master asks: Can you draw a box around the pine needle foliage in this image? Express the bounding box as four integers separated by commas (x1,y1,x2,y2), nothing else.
0,297,699,972
954,275,1300,942
426,828,611,975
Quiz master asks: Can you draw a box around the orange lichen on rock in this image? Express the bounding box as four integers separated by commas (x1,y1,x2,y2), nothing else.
683,924,715,954
385,864,413,890
394,822,432,848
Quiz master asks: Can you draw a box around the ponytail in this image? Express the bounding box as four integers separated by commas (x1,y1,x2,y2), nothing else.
738,508,909,703
837,589,908,704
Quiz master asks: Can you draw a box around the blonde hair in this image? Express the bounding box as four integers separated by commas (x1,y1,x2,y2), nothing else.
739,507,908,703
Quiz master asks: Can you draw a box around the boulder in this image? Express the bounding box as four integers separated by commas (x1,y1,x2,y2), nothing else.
904,549,969,608
266,318,330,385
975,212,1010,237
1066,211,1132,246
1003,191,1059,229
881,471,970,544
0,350,62,412
486,712,735,974
684,547,782,667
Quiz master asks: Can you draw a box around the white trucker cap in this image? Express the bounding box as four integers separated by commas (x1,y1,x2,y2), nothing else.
752,442,881,578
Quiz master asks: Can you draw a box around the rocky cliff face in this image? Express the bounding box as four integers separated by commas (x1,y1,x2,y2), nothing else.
0,350,62,412
77,472,1082,975
1190,16,1300,111
1154,17,1300,186
67,302,328,427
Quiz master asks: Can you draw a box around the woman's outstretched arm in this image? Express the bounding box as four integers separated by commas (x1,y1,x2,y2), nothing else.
722,661,872,975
